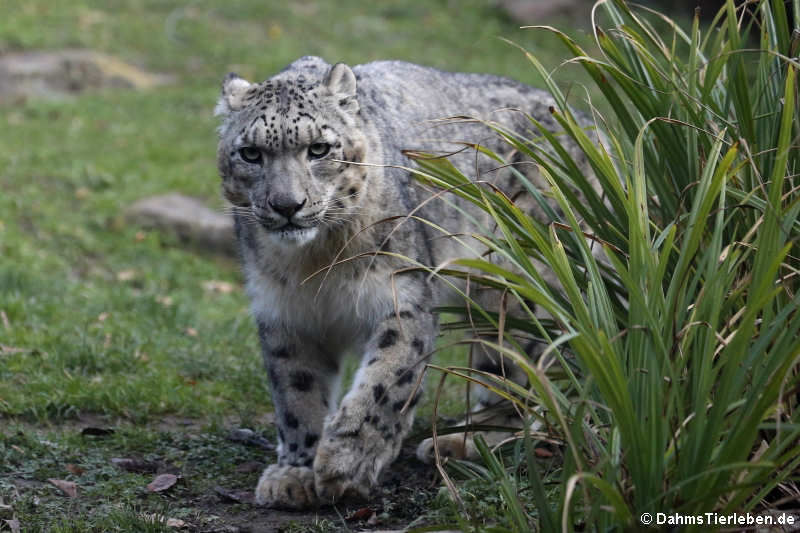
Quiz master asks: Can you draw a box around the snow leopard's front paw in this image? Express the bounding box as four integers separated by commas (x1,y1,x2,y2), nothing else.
313,422,400,503
254,464,318,509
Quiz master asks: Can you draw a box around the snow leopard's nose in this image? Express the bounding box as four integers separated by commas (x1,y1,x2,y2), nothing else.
268,194,306,220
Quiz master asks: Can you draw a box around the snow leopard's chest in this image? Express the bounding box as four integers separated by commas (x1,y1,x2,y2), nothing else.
244,251,397,353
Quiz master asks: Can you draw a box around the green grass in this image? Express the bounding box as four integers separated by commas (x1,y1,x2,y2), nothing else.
0,1,599,530
0,87,262,422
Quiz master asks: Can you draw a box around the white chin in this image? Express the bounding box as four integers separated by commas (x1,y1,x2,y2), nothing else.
267,226,319,247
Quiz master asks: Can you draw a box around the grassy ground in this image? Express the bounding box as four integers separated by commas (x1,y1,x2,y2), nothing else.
0,1,589,531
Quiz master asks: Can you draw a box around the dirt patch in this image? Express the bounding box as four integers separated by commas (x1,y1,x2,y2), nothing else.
194,444,439,532
1,420,443,532
0,49,173,104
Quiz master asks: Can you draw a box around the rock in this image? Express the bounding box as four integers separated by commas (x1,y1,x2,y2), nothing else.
125,193,236,255
0,49,173,104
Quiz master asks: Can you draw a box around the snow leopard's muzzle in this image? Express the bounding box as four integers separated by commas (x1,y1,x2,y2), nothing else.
251,191,324,246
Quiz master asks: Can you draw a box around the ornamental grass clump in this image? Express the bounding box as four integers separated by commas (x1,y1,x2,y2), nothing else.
410,0,800,529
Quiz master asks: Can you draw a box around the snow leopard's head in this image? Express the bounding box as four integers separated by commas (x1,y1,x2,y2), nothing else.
215,58,368,246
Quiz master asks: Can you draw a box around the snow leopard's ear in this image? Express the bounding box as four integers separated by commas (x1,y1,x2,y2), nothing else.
215,72,253,116
324,63,358,113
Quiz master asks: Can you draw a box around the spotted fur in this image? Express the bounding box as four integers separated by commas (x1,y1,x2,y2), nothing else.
215,56,594,508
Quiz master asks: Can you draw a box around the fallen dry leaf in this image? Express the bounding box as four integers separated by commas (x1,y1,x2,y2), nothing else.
166,518,187,528
48,479,78,498
3,519,20,533
111,457,158,474
97,312,110,322
534,447,554,458
202,280,236,294
134,230,146,242
146,473,178,492
10,445,24,454
65,463,84,475
0,310,9,329
268,23,282,39
184,327,198,337
116,269,136,281
346,507,375,522
214,485,255,505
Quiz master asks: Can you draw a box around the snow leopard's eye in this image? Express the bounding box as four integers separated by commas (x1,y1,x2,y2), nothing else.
238,147,262,164
308,143,330,159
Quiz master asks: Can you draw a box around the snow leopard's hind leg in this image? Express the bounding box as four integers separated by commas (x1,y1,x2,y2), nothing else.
414,334,541,463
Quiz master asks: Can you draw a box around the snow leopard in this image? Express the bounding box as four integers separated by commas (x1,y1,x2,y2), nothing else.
214,55,590,509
